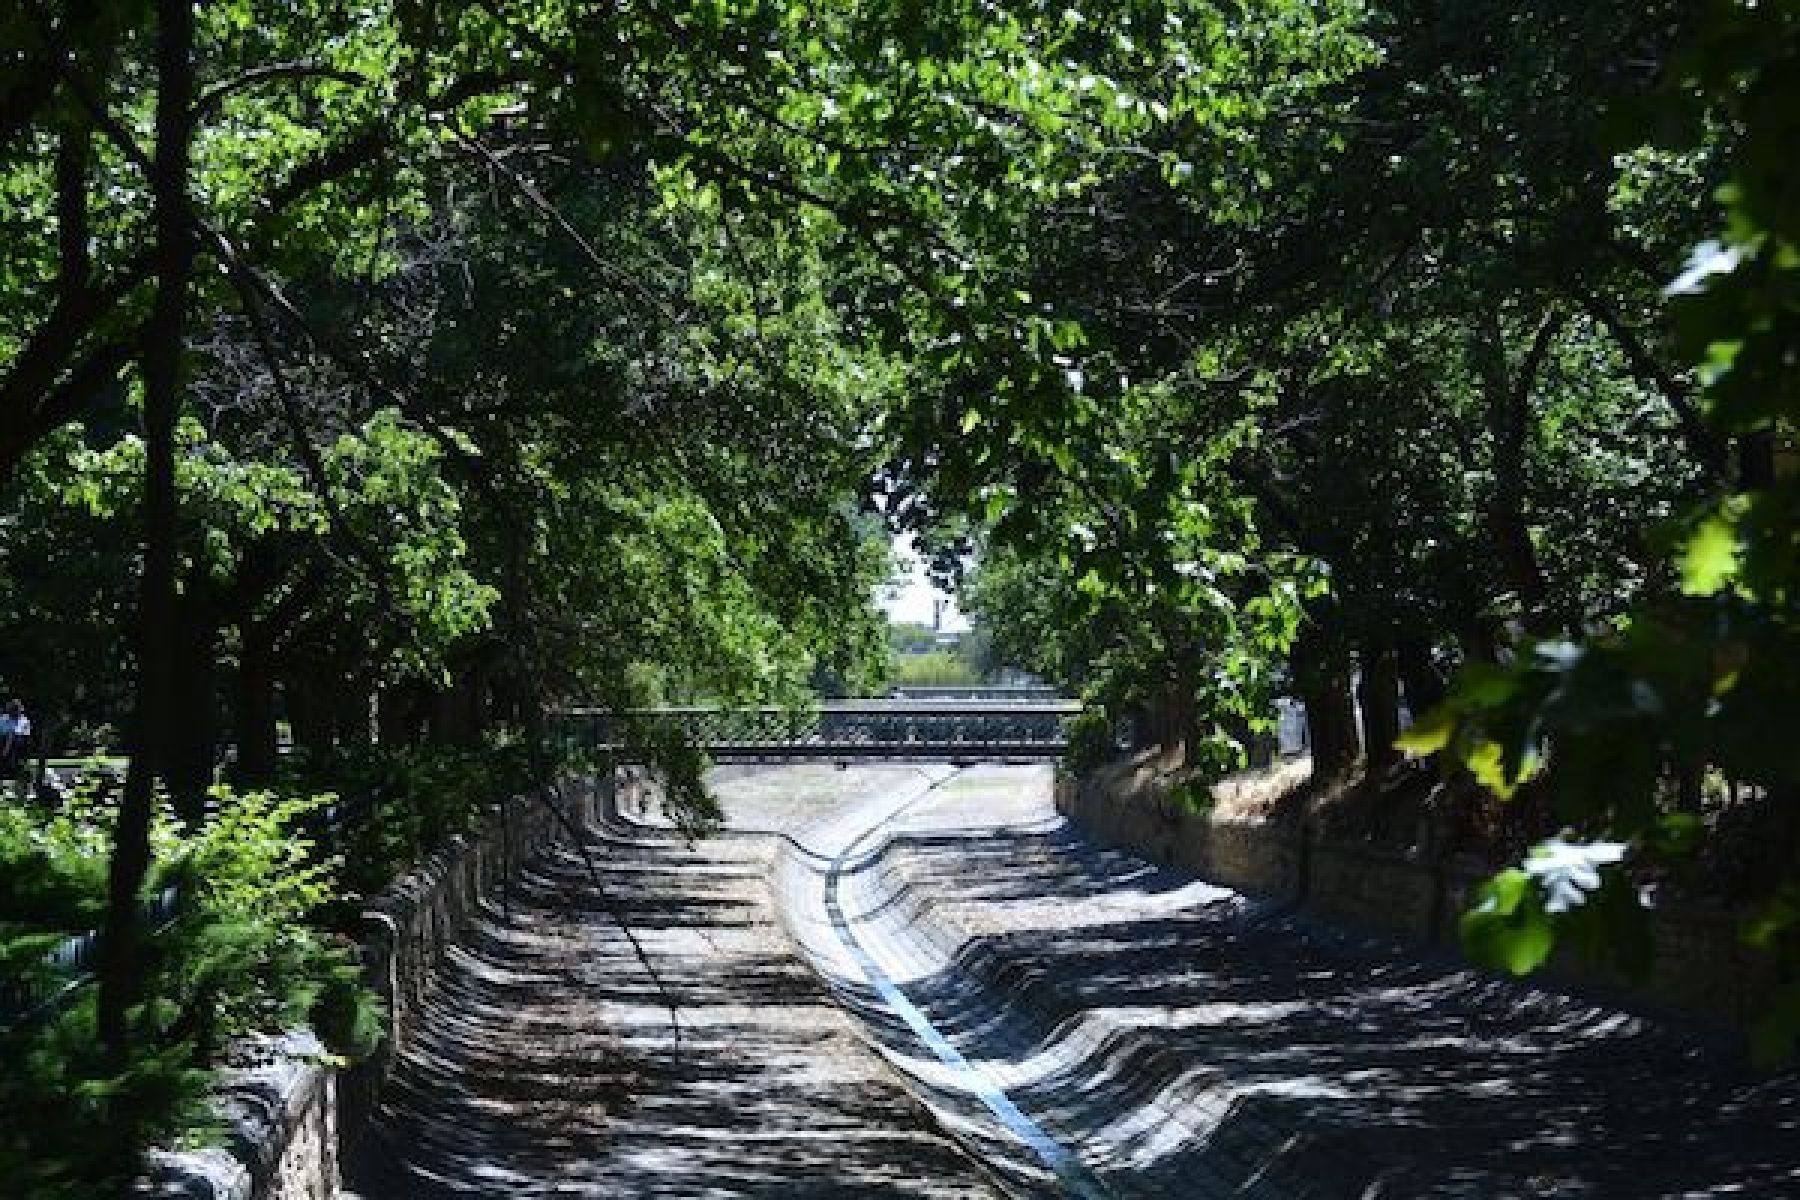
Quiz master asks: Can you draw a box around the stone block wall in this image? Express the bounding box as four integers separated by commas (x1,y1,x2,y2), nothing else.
348,773,611,1131
142,771,631,1199
1056,755,1300,897
1058,754,1777,1034
140,1031,338,1200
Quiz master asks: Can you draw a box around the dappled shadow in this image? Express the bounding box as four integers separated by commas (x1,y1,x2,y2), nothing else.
345,817,998,1198
842,808,1800,1198
347,764,1800,1198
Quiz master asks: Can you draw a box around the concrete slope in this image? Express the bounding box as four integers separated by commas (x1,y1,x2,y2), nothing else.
769,763,1800,1199
348,765,1002,1198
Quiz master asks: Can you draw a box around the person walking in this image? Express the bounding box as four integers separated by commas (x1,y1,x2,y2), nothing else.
0,699,32,781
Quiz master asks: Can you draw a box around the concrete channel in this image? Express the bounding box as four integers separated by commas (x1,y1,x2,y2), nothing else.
767,764,1800,1198
351,762,1800,1197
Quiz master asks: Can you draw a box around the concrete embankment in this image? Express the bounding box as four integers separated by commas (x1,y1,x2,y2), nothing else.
774,762,1800,1197
143,775,613,1200
1057,752,1782,1033
345,762,999,1198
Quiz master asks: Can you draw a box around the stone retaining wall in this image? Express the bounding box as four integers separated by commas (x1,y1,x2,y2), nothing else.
343,773,617,1142
1057,753,1779,1033
142,772,633,1198
140,1031,339,1200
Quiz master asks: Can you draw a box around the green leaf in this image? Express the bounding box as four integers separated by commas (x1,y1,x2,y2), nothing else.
1395,705,1457,756
1680,512,1741,595
1469,868,1532,918
1461,870,1556,975
1456,662,1521,707
1466,738,1532,799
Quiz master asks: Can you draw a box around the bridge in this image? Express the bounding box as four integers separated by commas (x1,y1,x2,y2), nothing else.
555,696,1084,761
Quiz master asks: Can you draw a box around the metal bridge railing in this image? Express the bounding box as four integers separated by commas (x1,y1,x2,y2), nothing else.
887,684,1064,702
557,699,1082,759
0,885,182,1035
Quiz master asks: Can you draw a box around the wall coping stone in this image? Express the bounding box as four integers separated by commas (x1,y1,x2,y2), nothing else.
137,1030,333,1200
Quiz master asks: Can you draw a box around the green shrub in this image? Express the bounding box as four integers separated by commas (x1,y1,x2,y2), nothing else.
0,994,214,1197
1062,706,1124,776
890,649,980,686
282,740,531,901
0,740,540,1192
0,780,381,1194
165,787,379,1060
0,794,110,994
1167,778,1217,816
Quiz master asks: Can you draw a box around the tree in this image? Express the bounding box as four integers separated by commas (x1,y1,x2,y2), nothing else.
1412,0,1800,1061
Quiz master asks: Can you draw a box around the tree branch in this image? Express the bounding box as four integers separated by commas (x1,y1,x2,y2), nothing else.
1563,285,1726,476
447,127,679,324
192,62,370,119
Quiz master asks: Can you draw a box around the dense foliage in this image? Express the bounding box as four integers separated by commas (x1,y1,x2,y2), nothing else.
947,0,1800,1058
1406,0,1800,1062
0,779,376,1195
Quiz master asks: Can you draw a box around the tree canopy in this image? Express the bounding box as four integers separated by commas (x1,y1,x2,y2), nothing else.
4,0,1800,1184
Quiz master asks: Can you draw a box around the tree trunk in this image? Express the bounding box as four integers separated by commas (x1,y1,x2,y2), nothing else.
98,0,194,1059
428,668,486,747
1223,711,1271,768
1473,308,1563,634
234,627,279,785
1294,626,1360,780
167,587,219,819
335,676,373,748
1358,643,1403,770
1457,618,1504,665
1739,431,1777,490
286,670,334,759
1397,634,1447,715
377,682,427,746
1138,679,1196,766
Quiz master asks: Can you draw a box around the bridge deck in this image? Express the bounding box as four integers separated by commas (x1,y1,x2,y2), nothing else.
691,742,1068,761
556,699,1086,761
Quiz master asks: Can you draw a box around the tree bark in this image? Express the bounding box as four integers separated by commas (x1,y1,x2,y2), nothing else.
167,586,220,819
226,558,325,780
1473,307,1564,634
335,676,373,748
1294,625,1360,780
428,667,487,747
56,121,92,301
1131,677,1197,766
1397,634,1447,715
377,682,427,746
1358,643,1403,770
1739,431,1777,490
286,670,335,759
98,0,194,1058
1565,284,1728,480
234,628,279,785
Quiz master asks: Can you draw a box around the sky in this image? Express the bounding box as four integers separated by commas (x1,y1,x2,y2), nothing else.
879,532,972,632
